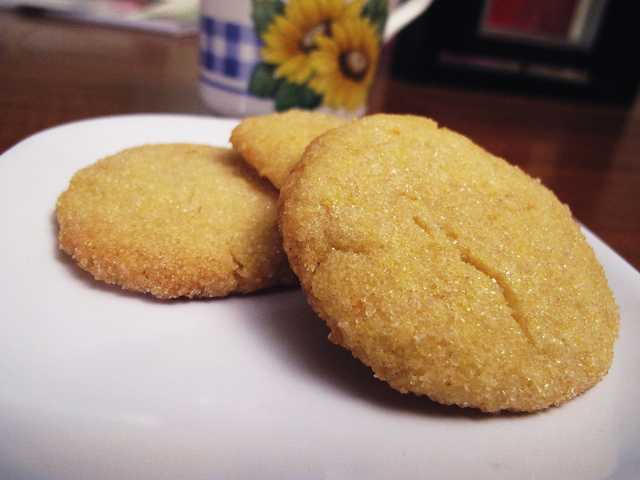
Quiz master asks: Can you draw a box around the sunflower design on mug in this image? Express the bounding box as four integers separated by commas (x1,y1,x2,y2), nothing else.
307,15,381,111
249,0,387,113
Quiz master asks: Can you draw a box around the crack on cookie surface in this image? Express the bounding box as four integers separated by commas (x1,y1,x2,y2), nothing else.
459,250,535,345
412,214,535,345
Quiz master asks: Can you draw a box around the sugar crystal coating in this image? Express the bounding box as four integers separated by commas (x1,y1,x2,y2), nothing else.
231,109,347,189
56,144,295,299
278,114,620,412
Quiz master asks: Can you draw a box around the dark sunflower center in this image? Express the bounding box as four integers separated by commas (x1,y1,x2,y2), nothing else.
299,21,331,53
339,49,370,82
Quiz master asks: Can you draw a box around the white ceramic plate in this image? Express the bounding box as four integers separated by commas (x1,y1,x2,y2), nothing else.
1,114,639,480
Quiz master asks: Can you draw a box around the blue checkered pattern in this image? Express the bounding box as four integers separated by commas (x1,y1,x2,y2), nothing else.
199,17,263,82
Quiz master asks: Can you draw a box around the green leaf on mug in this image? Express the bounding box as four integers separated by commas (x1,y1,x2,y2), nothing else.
274,82,322,111
248,62,281,98
361,0,389,35
252,0,285,35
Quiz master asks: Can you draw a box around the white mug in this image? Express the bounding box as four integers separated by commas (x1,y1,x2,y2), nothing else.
198,0,433,118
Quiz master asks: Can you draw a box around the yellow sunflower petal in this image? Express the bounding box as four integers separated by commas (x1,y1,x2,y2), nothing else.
332,19,352,46
314,34,340,55
308,50,337,75
276,56,315,83
343,0,365,18
303,0,321,26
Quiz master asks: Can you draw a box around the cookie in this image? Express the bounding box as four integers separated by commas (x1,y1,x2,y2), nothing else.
56,143,296,299
278,114,620,412
230,109,347,189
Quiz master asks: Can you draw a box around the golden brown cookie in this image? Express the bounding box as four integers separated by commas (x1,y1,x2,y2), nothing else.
56,143,296,299
278,114,619,412
230,109,347,189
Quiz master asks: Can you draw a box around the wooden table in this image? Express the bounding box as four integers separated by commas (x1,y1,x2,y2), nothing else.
1,10,639,271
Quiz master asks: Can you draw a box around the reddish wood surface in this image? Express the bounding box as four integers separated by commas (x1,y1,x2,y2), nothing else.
1,10,639,270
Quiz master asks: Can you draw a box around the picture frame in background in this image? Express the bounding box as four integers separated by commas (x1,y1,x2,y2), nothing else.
391,0,640,106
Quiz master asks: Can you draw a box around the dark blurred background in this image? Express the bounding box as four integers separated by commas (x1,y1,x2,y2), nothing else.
391,0,640,107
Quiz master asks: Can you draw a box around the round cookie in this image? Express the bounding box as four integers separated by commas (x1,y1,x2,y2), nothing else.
230,109,347,189
278,114,620,413
56,143,296,299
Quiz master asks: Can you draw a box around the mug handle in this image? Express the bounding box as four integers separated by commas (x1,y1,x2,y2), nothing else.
383,0,434,41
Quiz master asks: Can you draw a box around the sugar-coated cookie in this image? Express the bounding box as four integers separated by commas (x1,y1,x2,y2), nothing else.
230,109,347,189
278,114,619,412
56,144,296,299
